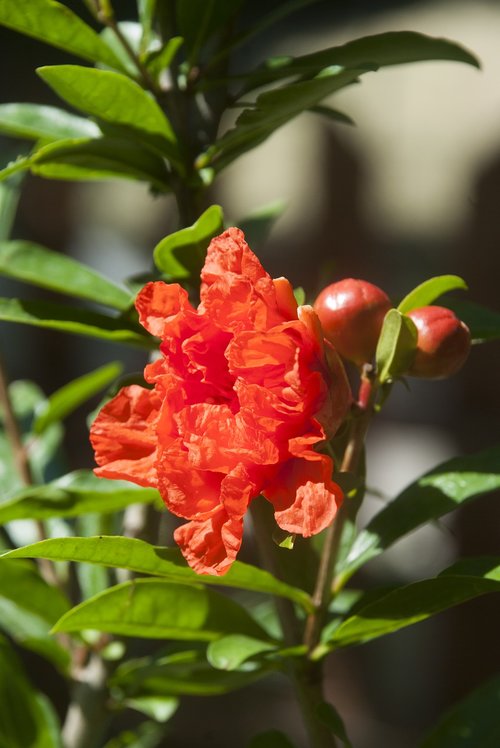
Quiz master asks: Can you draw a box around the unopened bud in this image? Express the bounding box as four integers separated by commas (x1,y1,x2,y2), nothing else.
407,305,471,379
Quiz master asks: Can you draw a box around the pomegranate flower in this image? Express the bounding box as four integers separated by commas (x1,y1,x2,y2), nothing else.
90,229,351,575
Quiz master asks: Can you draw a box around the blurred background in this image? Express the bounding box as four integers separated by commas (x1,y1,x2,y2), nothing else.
0,0,499,746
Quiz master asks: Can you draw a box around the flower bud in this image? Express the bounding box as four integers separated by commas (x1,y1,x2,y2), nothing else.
313,278,391,365
407,305,471,379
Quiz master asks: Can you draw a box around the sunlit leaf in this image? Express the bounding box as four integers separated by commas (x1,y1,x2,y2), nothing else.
124,696,179,723
0,103,100,142
3,535,313,611
0,0,125,69
0,241,133,310
398,275,468,314
153,205,224,279
52,578,271,641
207,634,277,671
375,308,417,383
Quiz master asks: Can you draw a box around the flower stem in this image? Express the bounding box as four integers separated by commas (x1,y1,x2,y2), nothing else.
304,366,378,655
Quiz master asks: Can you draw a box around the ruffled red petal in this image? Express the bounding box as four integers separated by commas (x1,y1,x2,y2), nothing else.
174,510,244,576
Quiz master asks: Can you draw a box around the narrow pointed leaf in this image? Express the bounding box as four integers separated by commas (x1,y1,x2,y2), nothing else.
0,472,158,524
153,204,224,279
207,634,277,671
34,362,123,433
419,673,500,748
375,308,418,382
124,696,179,723
328,560,500,649
2,535,313,611
398,275,468,314
316,702,353,747
339,445,500,581
37,66,178,160
0,241,133,310
0,0,125,69
52,578,270,640
0,297,154,347
0,103,100,141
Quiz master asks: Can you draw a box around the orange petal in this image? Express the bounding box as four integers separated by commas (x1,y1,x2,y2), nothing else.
136,281,195,338
174,510,244,576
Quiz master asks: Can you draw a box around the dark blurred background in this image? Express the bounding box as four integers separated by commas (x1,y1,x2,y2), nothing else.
0,1,499,746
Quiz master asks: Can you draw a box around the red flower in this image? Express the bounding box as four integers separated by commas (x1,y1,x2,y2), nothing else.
90,229,351,575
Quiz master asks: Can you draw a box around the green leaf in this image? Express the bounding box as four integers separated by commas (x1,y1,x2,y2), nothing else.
33,362,122,434
398,275,468,314
0,472,158,524
238,200,286,248
176,0,244,60
0,634,62,747
0,559,70,671
419,673,500,748
112,647,272,697
248,731,296,748
0,170,23,241
153,205,224,279
309,105,355,126
242,31,480,92
207,634,277,671
0,240,133,310
0,297,154,347
0,0,125,70
0,103,100,141
103,721,164,748
124,696,179,723
316,702,353,747
338,445,500,582
100,22,144,78
52,578,270,640
37,66,178,162
445,299,500,343
145,37,184,80
204,68,366,170
30,137,172,190
327,562,500,649
3,535,313,611
293,287,306,306
375,308,417,382
138,0,157,52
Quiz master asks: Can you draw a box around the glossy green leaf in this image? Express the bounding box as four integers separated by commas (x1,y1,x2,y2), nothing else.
52,578,270,641
445,299,500,343
238,200,286,248
3,535,313,611
0,154,32,182
242,31,479,92
316,702,353,748
0,472,158,524
207,634,277,671
0,240,133,310
153,204,224,279
0,634,62,748
398,275,468,314
328,559,500,649
0,0,125,69
145,37,184,80
375,308,417,383
30,137,172,190
37,66,178,161
0,297,153,347
338,445,500,582
419,673,500,748
124,696,179,723
248,731,296,748
112,648,272,697
0,103,100,141
204,67,366,170
0,559,70,671
0,170,23,241
34,362,122,434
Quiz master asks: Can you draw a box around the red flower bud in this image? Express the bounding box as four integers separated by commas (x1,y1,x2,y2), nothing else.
313,279,391,365
407,305,471,379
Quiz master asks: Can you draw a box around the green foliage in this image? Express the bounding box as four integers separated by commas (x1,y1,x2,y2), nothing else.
207,634,277,670
0,241,133,310
0,296,153,347
2,535,313,610
0,103,100,141
375,308,418,382
153,204,224,279
52,578,272,641
316,702,353,747
123,696,179,724
397,275,468,314
0,473,159,524
419,673,500,747
338,445,500,582
326,558,500,650
0,0,125,69
446,299,500,343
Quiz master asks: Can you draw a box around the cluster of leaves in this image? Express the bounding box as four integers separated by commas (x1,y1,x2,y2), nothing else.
0,2,500,748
